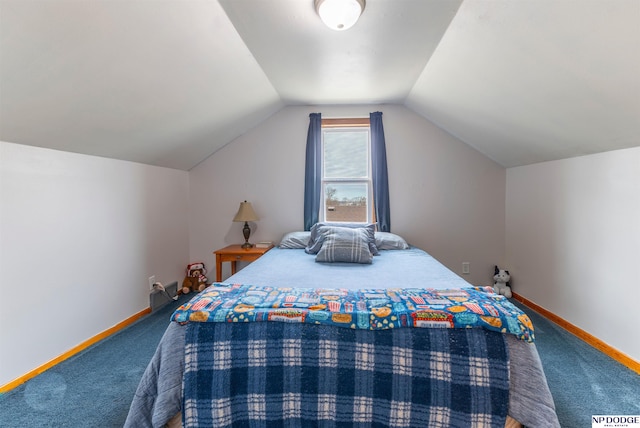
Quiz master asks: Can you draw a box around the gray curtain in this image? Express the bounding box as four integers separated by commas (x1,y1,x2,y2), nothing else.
370,111,391,232
304,113,322,231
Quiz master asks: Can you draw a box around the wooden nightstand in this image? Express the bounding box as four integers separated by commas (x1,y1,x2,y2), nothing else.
214,244,274,282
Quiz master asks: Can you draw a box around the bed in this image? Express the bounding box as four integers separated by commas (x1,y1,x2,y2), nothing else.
125,228,559,428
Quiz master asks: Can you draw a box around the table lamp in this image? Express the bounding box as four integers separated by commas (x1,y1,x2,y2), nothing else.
233,201,259,248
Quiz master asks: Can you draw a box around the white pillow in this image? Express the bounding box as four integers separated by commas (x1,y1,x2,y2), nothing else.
279,231,311,249
374,232,409,250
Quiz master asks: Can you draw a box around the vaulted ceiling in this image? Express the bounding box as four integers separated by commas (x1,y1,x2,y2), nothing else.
1,0,638,170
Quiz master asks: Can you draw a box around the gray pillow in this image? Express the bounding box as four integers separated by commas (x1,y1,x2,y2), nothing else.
315,227,373,264
279,231,311,249
374,232,410,250
306,222,378,255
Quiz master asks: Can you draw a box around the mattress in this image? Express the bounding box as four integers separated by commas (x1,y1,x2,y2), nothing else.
125,247,559,427
226,246,472,290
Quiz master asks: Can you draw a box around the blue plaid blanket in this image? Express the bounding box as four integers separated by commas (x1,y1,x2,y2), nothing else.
183,322,509,428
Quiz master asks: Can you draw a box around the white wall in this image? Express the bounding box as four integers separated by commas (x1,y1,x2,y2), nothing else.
0,142,190,386
506,147,640,361
189,104,506,285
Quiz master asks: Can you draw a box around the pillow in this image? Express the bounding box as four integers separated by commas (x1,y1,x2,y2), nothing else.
315,227,373,264
306,222,378,255
279,231,311,249
374,232,410,250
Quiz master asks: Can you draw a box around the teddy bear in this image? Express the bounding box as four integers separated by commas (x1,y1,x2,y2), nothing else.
182,262,208,294
493,265,512,298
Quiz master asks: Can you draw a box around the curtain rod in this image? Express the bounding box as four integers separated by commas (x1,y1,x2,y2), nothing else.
321,118,370,128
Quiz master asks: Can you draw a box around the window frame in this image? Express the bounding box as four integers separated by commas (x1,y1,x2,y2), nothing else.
319,118,374,224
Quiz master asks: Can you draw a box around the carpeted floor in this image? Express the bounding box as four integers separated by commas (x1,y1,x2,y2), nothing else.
511,300,640,427
0,295,638,427
0,293,191,428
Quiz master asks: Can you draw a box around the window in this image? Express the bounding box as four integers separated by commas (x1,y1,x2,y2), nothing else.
320,118,372,223
305,112,389,232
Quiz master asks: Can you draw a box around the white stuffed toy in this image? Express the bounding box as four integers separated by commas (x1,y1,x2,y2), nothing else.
493,265,512,298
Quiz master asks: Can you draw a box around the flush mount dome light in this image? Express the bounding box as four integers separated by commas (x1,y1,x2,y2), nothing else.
315,0,366,31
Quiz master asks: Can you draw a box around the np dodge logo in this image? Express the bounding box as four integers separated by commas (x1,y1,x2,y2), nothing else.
592,415,640,428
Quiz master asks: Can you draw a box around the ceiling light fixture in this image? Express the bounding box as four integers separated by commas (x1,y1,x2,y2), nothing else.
315,0,366,31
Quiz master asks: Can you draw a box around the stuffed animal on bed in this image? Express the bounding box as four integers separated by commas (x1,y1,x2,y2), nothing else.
182,262,208,294
493,266,512,298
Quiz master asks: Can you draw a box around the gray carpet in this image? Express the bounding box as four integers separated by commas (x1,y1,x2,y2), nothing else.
0,295,638,427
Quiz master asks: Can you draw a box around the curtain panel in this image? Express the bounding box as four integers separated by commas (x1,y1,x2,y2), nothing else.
304,113,322,231
370,111,391,232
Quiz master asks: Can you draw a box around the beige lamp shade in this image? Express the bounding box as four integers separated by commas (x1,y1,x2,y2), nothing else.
233,201,259,222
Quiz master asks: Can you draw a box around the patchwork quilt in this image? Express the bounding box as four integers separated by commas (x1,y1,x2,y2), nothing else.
172,284,534,342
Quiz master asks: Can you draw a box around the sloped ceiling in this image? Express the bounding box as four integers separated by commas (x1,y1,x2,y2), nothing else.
1,0,638,170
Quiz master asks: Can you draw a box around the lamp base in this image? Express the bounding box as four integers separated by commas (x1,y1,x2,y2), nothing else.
242,221,253,248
